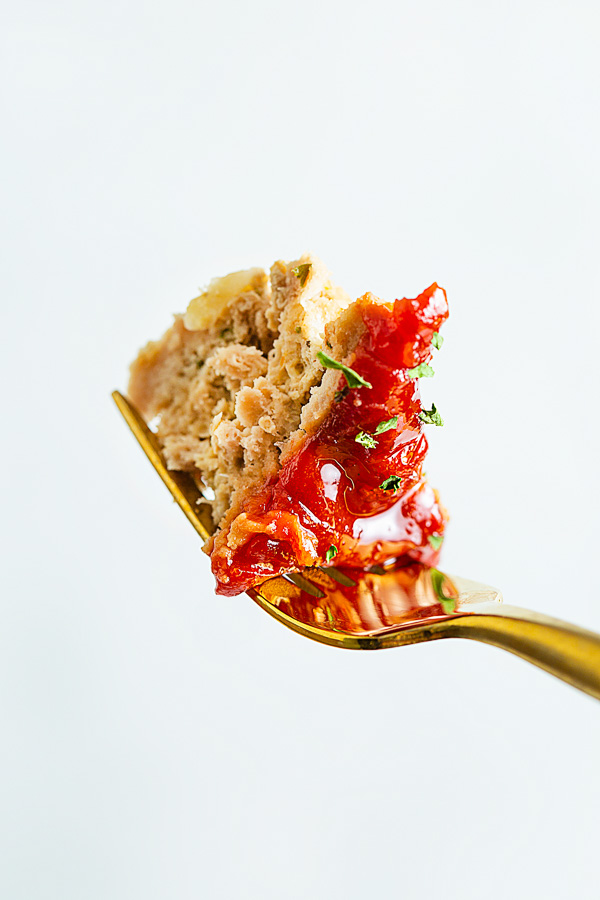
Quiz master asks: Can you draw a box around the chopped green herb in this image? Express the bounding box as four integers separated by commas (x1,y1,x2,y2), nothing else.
334,387,349,403
295,326,301,334
374,416,399,434
419,403,444,426
407,362,435,379
326,606,334,625
432,331,444,350
380,475,402,492
355,431,378,449
326,341,332,349
428,534,443,550
325,545,338,563
317,350,372,389
196,360,204,369
220,326,233,339
291,263,311,287
431,567,456,613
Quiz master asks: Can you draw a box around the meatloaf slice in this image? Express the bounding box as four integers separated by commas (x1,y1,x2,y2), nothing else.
128,253,448,595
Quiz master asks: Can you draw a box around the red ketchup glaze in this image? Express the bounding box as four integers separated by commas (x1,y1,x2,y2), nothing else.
212,284,449,596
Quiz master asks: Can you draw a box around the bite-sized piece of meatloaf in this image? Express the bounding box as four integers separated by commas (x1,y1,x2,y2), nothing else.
129,253,448,596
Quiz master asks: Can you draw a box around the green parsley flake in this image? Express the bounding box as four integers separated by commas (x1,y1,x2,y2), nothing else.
317,351,372,389
407,362,435,379
428,534,443,550
374,416,399,434
432,331,444,350
295,325,301,334
380,475,402,492
325,545,338,563
430,567,456,613
220,326,233,339
419,403,444,426
291,263,311,287
355,431,378,449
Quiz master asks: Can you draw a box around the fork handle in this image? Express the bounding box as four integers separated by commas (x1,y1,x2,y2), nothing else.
440,605,600,701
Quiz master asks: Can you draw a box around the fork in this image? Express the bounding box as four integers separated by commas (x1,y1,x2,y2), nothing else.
112,391,600,701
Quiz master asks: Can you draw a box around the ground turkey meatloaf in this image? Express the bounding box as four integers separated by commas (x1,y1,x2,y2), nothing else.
129,253,449,596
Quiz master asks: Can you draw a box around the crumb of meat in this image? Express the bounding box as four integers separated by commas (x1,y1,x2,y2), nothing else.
128,253,371,549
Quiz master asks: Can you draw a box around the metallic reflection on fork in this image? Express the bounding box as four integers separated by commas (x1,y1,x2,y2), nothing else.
113,390,600,701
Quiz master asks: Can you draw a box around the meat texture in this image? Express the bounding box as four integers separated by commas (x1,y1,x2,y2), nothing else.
129,254,448,595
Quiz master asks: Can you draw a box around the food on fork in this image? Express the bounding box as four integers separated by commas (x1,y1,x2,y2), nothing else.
128,253,448,596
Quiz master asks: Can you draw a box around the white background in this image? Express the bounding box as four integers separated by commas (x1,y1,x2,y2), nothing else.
2,1,600,898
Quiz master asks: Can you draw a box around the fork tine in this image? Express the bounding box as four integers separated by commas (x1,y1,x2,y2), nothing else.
114,391,360,595
112,391,213,542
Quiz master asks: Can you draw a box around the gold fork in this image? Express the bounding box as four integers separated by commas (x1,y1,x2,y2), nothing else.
112,391,600,701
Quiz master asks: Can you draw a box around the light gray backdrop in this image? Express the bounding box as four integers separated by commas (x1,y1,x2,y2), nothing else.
2,1,600,898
